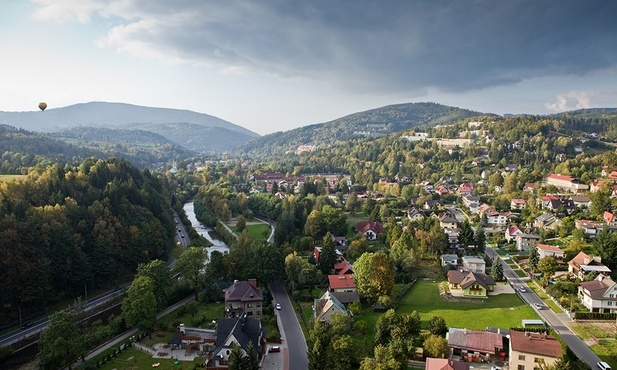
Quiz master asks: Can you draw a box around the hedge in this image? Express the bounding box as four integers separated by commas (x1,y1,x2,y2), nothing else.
574,312,617,320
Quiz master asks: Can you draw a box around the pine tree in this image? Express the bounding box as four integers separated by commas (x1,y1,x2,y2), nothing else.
490,256,503,281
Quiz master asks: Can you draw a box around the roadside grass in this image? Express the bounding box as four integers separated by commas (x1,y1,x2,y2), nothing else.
591,344,617,370
571,321,617,368
398,280,538,330
495,248,507,257
525,283,563,313
513,269,527,278
244,223,270,241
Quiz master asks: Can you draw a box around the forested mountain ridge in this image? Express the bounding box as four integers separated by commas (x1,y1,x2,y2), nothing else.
0,102,259,153
0,157,175,325
237,102,484,155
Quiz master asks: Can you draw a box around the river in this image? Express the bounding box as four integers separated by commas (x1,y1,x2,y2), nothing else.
183,202,230,257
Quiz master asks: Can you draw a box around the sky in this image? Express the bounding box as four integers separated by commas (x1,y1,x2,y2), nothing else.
1,1,616,135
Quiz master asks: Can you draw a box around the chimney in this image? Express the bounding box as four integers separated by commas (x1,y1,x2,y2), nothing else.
248,279,257,289
234,279,239,286
594,256,602,263
179,323,185,334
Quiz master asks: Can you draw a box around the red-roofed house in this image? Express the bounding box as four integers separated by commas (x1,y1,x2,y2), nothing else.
536,244,565,259
505,225,524,243
604,211,617,226
355,221,383,240
334,260,353,275
509,331,562,369
328,274,357,293
578,274,617,313
510,198,527,210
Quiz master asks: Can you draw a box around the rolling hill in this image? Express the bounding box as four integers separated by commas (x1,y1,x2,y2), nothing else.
237,102,484,155
0,102,259,153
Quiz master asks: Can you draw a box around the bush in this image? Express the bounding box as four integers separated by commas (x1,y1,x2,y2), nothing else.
354,320,369,335
574,312,617,320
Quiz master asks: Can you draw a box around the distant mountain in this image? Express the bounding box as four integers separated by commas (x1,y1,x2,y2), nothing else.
0,102,259,153
237,102,484,154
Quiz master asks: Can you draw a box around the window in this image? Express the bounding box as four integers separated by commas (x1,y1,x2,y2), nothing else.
247,303,252,308
518,355,526,361
517,366,525,370
257,302,261,307
609,301,613,306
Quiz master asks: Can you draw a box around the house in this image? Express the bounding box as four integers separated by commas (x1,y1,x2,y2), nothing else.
328,274,357,293
457,186,473,196
536,244,565,259
407,207,426,222
206,317,266,369
439,214,460,230
446,328,504,357
462,256,486,274
578,274,617,313
604,212,617,226
477,203,496,217
568,251,611,280
423,199,444,210
436,185,450,195
545,173,589,193
485,211,508,227
447,271,495,297
313,291,349,324
515,233,540,251
510,198,527,210
354,221,384,240
223,279,263,319
570,195,591,209
334,260,353,275
575,219,604,238
462,195,480,214
425,358,469,370
509,331,562,370
441,254,459,267
331,235,348,251
313,246,343,264
505,225,524,243
328,274,360,305
533,213,561,231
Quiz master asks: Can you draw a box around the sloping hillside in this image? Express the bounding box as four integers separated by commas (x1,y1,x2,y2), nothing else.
238,102,483,154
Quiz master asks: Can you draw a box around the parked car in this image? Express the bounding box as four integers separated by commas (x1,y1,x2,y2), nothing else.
268,346,281,353
533,303,543,310
491,366,502,370
275,303,282,310
21,322,33,330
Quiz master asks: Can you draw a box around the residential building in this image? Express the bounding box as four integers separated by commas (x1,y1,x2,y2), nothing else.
604,211,617,226
328,274,357,293
478,203,496,217
334,260,353,275
536,244,564,259
505,225,524,243
575,219,604,238
568,251,611,280
509,331,562,370
441,254,459,267
354,221,384,240
447,270,496,297
206,317,266,369
510,199,527,210
439,214,460,230
485,211,508,227
223,279,263,319
462,195,480,214
545,173,589,193
313,291,349,324
533,213,561,231
578,274,617,313
570,195,591,209
462,256,486,274
407,207,426,222
515,233,540,251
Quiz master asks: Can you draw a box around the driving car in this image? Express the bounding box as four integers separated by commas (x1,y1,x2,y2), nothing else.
268,346,281,353
275,303,282,310
519,287,527,293
598,361,612,370
533,303,543,310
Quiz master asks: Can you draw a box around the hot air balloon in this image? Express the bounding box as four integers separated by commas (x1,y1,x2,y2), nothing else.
38,102,47,112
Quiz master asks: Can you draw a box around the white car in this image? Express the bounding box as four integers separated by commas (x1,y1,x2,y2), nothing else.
598,362,612,370
519,287,527,293
533,303,543,310
491,366,502,370
275,303,282,310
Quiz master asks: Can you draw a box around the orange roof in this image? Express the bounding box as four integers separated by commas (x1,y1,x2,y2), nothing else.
546,173,575,182
536,244,563,253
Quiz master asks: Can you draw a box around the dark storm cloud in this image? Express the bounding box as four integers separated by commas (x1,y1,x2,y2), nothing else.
96,0,617,94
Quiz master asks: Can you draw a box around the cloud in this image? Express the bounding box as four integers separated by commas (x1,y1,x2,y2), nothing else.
32,0,617,95
545,90,606,112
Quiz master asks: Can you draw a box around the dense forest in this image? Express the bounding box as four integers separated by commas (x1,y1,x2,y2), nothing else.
0,157,175,325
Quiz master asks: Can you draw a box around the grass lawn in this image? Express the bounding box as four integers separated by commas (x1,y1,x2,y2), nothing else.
398,280,538,330
244,223,270,241
513,269,527,278
90,346,204,370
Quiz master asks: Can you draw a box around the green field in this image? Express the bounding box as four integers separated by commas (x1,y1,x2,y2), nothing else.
398,280,539,330
245,223,271,240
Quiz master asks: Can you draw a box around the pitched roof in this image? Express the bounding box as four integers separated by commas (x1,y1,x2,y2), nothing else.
536,244,563,253
509,330,562,358
447,270,495,291
314,291,347,322
425,358,470,370
330,291,361,305
446,328,503,354
211,317,263,358
546,173,575,182
328,274,356,290
334,260,353,275
224,280,263,303
579,276,617,299
354,221,383,234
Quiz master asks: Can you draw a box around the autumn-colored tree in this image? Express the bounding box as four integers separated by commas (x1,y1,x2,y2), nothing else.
354,252,395,303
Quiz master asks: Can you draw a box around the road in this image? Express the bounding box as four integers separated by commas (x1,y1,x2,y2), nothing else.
486,246,602,367
270,280,308,370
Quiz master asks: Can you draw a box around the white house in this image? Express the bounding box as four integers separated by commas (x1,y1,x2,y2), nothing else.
462,256,486,274
578,275,617,313
515,233,540,251
536,244,565,259
441,254,459,267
